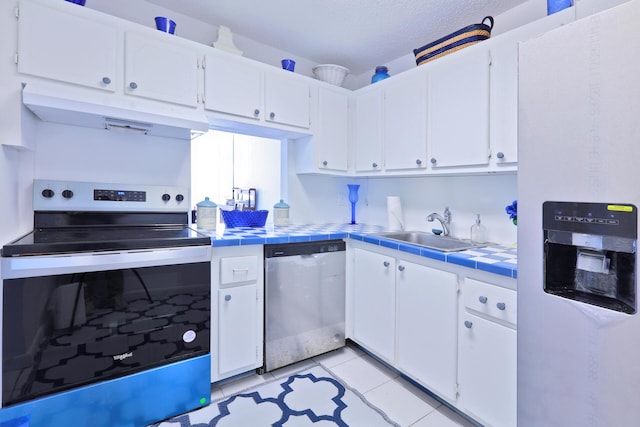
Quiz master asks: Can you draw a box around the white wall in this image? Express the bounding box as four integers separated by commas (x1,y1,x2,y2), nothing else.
33,121,191,188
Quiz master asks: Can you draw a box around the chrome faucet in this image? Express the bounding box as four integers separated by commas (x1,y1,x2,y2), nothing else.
427,207,451,236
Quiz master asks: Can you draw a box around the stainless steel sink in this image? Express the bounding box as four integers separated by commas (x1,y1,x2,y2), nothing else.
373,231,490,252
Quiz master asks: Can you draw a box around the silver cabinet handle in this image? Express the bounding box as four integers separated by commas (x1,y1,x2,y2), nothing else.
372,162,378,168
254,109,260,117
322,160,328,166
129,82,138,89
497,152,505,159
383,261,390,267
479,296,488,304
497,302,506,310
102,77,111,85
416,159,423,166
398,265,405,272
464,320,473,329
270,112,276,119
224,294,231,302
430,158,437,164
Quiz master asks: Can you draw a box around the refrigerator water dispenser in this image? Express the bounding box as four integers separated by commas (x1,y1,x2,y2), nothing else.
543,201,637,314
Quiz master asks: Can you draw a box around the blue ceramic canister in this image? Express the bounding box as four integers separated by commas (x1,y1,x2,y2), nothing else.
371,66,390,84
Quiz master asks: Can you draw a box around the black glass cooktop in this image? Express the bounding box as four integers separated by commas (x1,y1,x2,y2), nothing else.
1,212,211,257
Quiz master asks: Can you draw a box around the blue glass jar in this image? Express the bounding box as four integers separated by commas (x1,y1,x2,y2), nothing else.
371,66,390,84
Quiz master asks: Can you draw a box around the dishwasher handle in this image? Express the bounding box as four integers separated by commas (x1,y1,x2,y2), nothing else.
265,240,345,258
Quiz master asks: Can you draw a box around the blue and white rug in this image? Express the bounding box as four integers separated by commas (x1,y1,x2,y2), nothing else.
150,364,400,426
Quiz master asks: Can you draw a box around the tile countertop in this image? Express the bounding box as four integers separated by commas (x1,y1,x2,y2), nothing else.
198,223,518,279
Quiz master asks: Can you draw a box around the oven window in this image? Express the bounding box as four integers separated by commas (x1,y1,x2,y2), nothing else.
2,262,210,406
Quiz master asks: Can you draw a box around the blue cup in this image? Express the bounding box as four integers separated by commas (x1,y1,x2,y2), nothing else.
281,59,296,72
547,0,572,15
155,17,176,34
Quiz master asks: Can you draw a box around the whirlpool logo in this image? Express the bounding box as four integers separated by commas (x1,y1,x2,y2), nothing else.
112,352,133,361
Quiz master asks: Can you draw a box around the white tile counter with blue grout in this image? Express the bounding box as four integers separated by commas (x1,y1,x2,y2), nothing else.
198,223,517,279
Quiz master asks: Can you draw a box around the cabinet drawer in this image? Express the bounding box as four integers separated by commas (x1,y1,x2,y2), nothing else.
220,255,258,285
464,278,517,326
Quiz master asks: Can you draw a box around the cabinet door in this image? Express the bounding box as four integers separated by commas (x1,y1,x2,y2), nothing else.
428,47,490,168
204,54,262,120
315,87,348,171
489,12,574,167
124,32,198,107
383,71,428,171
459,312,516,427
217,284,258,376
265,72,310,128
353,88,383,172
352,249,396,363
396,261,458,401
17,0,117,92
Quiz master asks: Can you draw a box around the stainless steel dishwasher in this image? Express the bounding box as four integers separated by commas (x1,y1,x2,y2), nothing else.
263,240,346,372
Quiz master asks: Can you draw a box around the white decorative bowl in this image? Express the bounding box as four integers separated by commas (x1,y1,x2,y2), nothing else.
312,64,350,87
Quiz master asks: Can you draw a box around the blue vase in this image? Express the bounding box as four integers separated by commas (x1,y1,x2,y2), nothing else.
547,0,572,15
347,184,360,224
371,66,390,84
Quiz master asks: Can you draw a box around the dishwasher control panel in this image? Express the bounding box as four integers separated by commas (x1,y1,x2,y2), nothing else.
264,240,346,258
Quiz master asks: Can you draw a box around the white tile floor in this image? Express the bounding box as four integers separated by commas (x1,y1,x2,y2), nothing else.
212,342,480,427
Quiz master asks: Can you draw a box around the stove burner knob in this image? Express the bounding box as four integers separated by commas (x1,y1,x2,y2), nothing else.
62,190,74,199
42,189,54,198
176,194,184,202
162,193,171,202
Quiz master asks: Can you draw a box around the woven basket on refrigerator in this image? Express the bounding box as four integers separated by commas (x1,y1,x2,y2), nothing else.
413,16,494,66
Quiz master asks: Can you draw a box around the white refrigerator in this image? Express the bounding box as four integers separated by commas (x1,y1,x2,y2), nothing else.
518,1,640,425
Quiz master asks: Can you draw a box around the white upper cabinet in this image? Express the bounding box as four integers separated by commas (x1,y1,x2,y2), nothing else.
314,87,348,171
204,54,262,120
124,32,199,107
17,0,118,92
353,87,383,173
383,71,428,171
488,10,575,170
204,53,310,130
427,46,490,169
264,71,310,129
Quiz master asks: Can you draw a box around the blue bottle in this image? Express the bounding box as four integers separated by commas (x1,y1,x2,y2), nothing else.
371,66,390,84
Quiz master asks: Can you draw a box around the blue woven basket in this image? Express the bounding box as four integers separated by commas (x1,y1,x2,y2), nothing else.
221,209,269,227
413,16,494,66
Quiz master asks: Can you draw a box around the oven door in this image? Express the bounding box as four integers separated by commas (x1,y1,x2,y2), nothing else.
1,246,211,407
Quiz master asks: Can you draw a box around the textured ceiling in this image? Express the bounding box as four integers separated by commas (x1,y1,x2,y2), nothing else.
145,0,528,75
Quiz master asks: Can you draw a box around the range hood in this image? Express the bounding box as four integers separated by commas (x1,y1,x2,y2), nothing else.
22,83,209,139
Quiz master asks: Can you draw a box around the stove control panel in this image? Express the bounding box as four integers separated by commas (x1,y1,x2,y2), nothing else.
33,180,189,212
94,189,146,202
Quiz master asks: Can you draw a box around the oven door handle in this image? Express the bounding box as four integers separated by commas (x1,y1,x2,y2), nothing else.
1,246,212,279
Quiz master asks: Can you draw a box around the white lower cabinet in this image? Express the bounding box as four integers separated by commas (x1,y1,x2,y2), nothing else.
352,247,458,401
211,246,264,382
458,278,517,427
397,263,458,401
349,242,517,426
217,283,258,374
352,248,395,363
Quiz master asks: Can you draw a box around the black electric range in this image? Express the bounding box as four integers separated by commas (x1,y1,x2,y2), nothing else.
1,180,211,257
